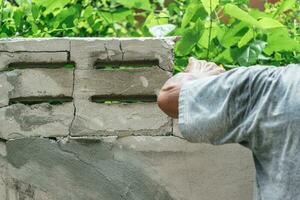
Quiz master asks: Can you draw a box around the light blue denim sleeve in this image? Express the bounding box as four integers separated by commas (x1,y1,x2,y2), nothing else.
179,64,300,200
178,67,253,144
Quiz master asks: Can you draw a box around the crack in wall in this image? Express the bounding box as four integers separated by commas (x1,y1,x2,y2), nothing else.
68,67,76,138
57,143,114,184
104,42,110,61
118,41,125,68
119,41,125,62
157,64,173,73
67,40,76,138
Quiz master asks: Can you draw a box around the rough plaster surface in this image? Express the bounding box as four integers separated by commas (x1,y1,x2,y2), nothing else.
0,103,73,140
0,38,255,200
70,38,174,71
71,101,172,137
0,137,254,200
3,68,73,101
0,52,69,71
74,67,171,99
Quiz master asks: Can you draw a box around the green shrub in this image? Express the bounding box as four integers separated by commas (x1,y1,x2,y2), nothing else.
0,0,299,71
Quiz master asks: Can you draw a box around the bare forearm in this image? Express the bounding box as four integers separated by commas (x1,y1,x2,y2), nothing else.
158,73,201,118
157,58,224,118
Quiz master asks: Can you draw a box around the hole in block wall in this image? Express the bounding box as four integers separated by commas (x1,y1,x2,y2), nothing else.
90,95,157,104
8,62,76,70
94,60,159,70
9,96,73,105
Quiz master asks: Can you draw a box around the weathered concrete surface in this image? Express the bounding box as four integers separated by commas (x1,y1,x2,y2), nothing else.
70,38,122,69
0,103,73,140
120,38,175,71
0,137,254,200
71,101,172,137
0,72,13,107
0,139,6,157
70,38,175,71
0,69,73,106
0,38,70,52
0,52,69,71
74,67,171,99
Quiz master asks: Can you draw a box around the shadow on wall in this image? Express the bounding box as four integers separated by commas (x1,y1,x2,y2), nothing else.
1,137,254,200
3,138,173,200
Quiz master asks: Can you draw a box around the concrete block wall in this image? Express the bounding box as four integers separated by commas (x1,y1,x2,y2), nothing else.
0,38,255,200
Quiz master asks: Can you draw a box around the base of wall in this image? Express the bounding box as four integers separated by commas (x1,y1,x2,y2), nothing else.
0,136,254,200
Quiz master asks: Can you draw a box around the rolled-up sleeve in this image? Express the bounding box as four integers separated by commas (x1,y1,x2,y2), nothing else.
178,67,253,144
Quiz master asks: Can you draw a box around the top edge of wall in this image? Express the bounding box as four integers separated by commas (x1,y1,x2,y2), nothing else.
0,37,177,52
0,36,177,40
0,37,177,43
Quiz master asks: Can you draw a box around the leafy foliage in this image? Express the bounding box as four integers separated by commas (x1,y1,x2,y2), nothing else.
174,0,300,71
0,0,299,72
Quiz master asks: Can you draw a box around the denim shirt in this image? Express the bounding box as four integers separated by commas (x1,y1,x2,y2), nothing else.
178,64,300,200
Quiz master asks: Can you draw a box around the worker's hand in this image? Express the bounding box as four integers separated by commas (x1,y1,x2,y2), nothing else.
157,57,225,119
185,57,225,76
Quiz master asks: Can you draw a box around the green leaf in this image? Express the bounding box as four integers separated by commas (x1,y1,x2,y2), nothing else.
220,22,248,48
213,48,233,64
115,0,152,11
33,0,70,15
53,5,79,28
181,3,200,28
101,9,132,24
31,23,39,34
201,0,219,15
264,28,300,55
257,17,284,29
274,0,296,17
238,28,254,47
174,57,188,72
198,23,219,48
31,4,40,20
13,9,23,28
144,12,168,27
232,40,266,66
249,9,270,19
83,6,94,18
223,4,259,27
175,20,204,56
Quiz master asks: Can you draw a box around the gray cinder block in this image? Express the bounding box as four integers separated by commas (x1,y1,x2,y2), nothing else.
74,67,171,100
0,52,69,71
0,69,73,108
71,101,172,137
70,38,175,71
0,103,73,140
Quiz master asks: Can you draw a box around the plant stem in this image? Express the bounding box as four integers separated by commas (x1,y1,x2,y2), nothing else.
206,0,213,60
0,0,4,28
